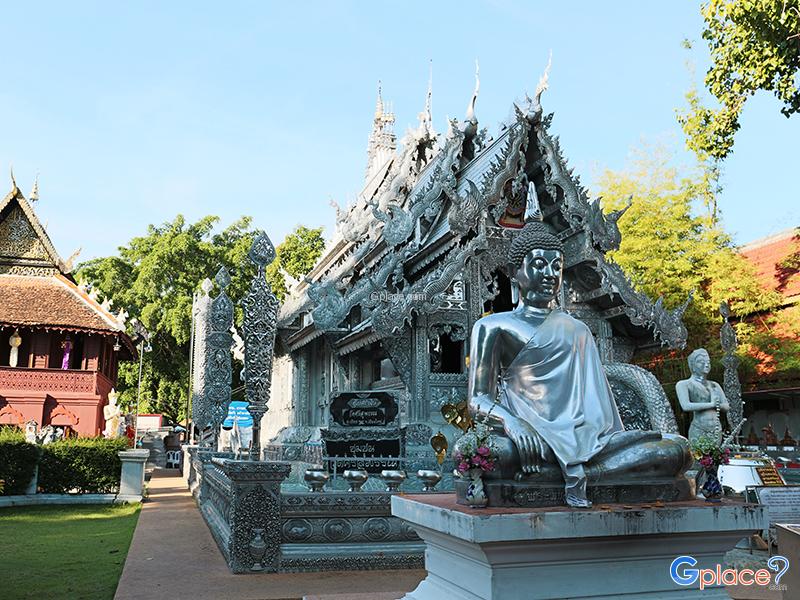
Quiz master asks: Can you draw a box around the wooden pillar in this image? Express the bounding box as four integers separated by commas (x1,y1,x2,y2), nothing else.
30,331,50,368
83,336,101,371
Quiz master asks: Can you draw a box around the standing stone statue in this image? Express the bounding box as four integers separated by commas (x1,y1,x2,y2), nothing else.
465,219,691,508
103,389,122,439
675,349,730,446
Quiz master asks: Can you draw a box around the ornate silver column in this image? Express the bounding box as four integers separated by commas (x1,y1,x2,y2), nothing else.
192,278,213,444
719,301,744,430
295,350,309,426
207,267,234,448
241,233,279,460
410,314,430,422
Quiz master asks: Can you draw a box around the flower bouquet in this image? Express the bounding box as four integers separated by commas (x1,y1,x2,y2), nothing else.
453,421,498,507
691,435,731,501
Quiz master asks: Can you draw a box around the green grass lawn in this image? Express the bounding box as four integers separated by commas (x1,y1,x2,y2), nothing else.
0,503,141,600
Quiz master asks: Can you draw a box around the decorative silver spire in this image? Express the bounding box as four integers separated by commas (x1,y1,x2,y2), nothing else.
423,61,433,129
365,81,397,182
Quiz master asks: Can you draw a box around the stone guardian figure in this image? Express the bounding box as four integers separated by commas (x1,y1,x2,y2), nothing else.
103,389,122,439
675,349,730,446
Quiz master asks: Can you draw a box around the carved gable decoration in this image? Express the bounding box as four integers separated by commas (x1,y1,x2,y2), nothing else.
0,186,64,275
0,206,49,261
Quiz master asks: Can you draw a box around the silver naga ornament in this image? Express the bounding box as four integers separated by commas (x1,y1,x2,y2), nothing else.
241,233,279,460
206,267,234,446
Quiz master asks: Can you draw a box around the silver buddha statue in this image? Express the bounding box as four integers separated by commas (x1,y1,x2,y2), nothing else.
465,220,691,508
676,349,730,446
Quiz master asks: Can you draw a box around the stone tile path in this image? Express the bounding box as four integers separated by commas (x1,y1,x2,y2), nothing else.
114,470,424,600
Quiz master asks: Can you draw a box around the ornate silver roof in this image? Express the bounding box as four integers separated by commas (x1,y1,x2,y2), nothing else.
279,75,689,352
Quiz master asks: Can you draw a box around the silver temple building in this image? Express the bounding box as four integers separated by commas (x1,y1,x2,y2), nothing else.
261,69,691,480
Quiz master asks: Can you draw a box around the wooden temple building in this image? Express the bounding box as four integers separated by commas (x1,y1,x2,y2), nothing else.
738,228,800,446
0,179,134,436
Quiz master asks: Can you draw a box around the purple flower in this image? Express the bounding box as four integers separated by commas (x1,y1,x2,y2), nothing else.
471,455,482,465
477,446,490,457
457,461,470,473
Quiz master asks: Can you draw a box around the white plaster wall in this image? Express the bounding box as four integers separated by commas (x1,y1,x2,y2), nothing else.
261,354,294,445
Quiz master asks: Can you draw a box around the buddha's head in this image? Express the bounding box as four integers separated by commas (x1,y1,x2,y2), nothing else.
508,222,564,308
687,348,711,377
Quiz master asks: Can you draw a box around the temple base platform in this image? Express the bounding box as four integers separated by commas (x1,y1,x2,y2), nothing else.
391,494,766,600
455,476,693,508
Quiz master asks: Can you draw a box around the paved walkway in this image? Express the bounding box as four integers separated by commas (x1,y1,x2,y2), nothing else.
116,471,781,600
114,470,424,600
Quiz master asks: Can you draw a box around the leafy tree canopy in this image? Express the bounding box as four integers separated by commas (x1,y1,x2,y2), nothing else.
595,144,780,349
679,0,800,162
77,215,261,423
266,226,326,301
77,219,326,423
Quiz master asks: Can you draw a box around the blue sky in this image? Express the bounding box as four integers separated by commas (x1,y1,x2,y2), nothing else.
2,1,798,262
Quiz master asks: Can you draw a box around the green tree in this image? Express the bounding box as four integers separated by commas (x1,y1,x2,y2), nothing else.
678,0,800,162
77,215,261,423
266,226,326,301
595,145,779,348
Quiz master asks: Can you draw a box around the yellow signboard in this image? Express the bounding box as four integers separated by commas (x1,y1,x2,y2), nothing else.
756,466,785,487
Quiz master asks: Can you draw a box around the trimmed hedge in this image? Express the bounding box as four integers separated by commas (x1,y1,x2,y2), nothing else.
38,437,129,494
0,428,41,495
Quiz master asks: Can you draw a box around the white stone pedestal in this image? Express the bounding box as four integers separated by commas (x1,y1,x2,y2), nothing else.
117,449,150,502
25,465,38,495
392,494,766,600
777,524,799,598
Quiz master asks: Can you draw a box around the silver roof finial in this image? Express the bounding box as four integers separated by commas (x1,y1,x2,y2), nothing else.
535,51,552,102
466,60,480,122
29,174,39,203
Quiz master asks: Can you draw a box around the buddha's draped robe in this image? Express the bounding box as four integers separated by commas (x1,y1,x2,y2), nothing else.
499,309,624,469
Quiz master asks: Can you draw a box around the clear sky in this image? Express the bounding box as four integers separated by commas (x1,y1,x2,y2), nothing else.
2,1,798,262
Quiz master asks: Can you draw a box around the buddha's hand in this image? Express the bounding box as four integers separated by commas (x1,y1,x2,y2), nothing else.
505,417,548,474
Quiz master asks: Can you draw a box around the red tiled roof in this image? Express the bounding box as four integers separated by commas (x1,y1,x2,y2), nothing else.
740,228,800,303
0,273,126,335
